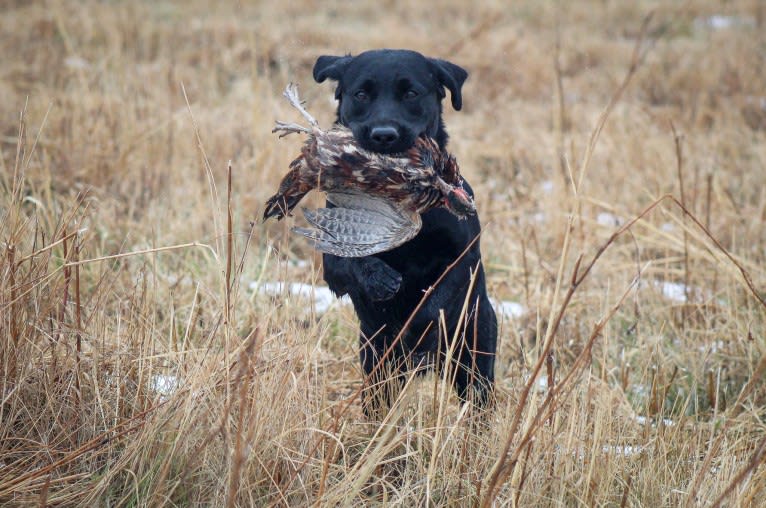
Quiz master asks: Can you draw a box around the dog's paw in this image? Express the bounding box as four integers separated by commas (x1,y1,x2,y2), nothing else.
358,257,402,301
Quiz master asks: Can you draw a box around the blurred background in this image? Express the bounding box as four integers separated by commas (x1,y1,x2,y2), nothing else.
1,1,765,506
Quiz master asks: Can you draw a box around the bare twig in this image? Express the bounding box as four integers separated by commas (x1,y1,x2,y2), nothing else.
671,122,691,310
181,82,223,257
63,242,216,267
575,11,655,193
0,402,167,497
553,8,569,187
483,259,644,506
709,436,766,508
686,355,766,507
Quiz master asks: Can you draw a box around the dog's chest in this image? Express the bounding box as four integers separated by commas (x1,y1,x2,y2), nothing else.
379,220,458,281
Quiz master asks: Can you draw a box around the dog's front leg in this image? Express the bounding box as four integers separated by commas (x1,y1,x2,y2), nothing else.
323,253,402,301
405,253,497,407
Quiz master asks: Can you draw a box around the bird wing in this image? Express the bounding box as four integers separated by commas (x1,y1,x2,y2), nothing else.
292,191,422,257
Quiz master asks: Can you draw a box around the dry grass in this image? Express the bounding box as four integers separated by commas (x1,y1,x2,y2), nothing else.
2,0,766,506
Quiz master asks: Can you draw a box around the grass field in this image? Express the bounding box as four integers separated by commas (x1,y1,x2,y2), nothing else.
2,0,765,506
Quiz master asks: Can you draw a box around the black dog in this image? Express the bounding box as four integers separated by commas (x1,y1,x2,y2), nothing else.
313,49,497,414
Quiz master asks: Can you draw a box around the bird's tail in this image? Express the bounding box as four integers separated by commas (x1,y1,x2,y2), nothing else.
263,189,310,221
263,156,312,221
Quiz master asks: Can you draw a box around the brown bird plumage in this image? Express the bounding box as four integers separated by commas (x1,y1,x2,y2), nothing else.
263,84,475,257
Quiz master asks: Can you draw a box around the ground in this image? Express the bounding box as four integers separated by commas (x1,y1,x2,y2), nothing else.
1,0,765,506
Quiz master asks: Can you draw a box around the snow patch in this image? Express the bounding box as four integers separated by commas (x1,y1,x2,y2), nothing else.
151,374,179,400
699,340,725,354
521,373,551,393
629,384,649,400
658,281,689,302
490,298,525,319
64,55,91,70
695,15,756,31
596,212,623,227
635,415,676,427
602,444,644,457
661,222,676,232
642,280,707,304
252,281,350,314
290,259,311,269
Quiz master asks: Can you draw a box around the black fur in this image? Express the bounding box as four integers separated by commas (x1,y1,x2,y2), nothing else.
313,49,497,415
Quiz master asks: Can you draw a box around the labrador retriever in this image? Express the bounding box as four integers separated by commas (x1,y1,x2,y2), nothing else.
312,49,497,415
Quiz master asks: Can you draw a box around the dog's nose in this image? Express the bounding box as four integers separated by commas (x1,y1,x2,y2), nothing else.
369,126,399,146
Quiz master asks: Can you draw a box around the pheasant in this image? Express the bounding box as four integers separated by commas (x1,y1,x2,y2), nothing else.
263,84,475,257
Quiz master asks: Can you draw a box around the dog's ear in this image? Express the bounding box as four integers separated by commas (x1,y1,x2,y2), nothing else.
313,55,352,83
313,55,353,101
428,59,468,111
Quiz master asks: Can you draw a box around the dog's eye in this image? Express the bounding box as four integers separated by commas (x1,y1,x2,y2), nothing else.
403,89,419,100
353,90,369,102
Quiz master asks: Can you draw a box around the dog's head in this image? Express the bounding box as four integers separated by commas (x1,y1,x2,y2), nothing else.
313,49,467,154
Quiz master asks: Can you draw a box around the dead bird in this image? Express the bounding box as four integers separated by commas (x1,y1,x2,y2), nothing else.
263,84,475,257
